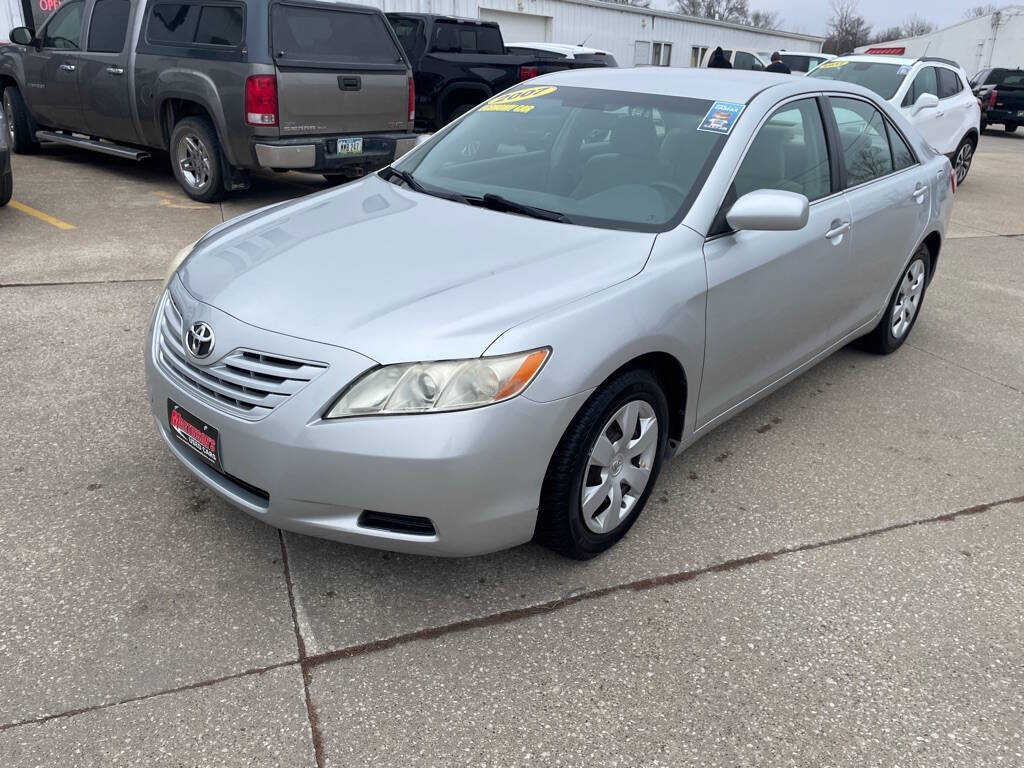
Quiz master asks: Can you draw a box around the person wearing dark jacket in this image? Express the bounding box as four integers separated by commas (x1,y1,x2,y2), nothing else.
766,52,792,74
707,47,732,69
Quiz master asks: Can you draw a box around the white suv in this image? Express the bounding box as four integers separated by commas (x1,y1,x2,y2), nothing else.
809,55,981,184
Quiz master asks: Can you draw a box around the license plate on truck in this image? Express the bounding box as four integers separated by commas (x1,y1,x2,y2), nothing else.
336,138,363,156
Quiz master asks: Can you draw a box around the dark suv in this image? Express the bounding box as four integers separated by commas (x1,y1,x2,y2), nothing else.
1,0,417,201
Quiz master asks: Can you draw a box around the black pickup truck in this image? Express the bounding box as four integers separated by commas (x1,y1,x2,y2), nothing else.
970,67,1024,133
1,0,416,201
386,13,612,132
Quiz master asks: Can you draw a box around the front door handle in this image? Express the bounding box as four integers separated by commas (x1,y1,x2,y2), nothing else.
825,221,851,240
106,65,124,75
912,184,928,202
59,63,77,72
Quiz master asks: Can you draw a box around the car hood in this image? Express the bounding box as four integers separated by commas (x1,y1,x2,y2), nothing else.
179,177,656,363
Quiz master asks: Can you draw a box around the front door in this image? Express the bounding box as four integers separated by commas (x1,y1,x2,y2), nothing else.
23,0,86,131
827,96,932,334
698,97,851,426
903,66,949,151
79,0,137,143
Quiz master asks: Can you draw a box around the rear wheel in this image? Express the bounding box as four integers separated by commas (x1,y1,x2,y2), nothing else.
858,245,931,355
1005,123,1019,133
170,116,224,203
952,136,975,186
0,168,11,207
2,86,39,155
445,103,475,125
535,369,669,559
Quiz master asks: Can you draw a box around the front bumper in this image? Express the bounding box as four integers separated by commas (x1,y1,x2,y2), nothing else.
252,133,418,174
145,284,588,556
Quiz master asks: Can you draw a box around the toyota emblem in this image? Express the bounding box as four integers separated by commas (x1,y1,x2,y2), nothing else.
184,321,215,359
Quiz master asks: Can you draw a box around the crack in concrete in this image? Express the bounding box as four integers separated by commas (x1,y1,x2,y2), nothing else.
2,493,1021,736
0,278,162,289
908,342,1022,394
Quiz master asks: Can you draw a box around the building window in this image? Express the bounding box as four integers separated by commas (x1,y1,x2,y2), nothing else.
652,41,672,66
690,45,708,67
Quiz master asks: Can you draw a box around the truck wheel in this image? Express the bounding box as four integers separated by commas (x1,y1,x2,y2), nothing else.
1005,124,1019,134
2,87,39,155
445,103,475,125
170,116,225,203
0,169,11,207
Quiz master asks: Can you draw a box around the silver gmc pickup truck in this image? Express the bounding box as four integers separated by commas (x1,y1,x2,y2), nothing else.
1,0,418,201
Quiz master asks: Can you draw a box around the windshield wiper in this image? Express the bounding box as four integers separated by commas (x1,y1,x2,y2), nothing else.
473,193,571,223
381,166,425,193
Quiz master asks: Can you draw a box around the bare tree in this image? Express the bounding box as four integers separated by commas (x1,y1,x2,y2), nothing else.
749,9,782,29
605,0,652,7
964,4,999,18
900,14,935,37
872,25,905,43
675,0,751,25
823,0,872,54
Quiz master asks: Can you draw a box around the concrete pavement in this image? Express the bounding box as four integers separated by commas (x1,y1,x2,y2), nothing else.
1,132,1022,766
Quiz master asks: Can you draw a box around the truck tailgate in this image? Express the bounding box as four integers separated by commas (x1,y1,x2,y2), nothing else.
271,2,410,136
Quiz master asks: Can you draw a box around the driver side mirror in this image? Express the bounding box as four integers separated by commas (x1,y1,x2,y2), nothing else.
10,27,35,46
726,189,809,232
913,92,939,114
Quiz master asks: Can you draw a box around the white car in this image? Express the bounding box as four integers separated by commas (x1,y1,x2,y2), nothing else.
809,55,981,184
700,47,769,70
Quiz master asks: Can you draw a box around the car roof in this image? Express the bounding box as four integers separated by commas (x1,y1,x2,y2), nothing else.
535,67,879,103
834,54,918,65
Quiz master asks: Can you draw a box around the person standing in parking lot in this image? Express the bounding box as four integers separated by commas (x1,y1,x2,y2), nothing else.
766,52,791,74
707,47,732,69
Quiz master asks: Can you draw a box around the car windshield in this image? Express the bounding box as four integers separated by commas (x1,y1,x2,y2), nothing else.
808,60,907,100
397,86,731,232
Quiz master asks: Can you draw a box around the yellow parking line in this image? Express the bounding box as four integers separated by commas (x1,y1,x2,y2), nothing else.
9,200,76,230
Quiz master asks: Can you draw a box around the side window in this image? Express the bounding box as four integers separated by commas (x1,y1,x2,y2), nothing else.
87,0,131,53
195,6,243,46
147,4,201,44
937,67,963,99
42,1,84,49
902,67,938,107
733,98,831,202
783,55,810,72
887,122,917,171
734,51,761,71
830,97,894,187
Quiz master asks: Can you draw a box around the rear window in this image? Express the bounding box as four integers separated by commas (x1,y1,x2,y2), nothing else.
147,3,243,47
807,60,908,100
985,68,1024,86
388,16,423,59
431,21,503,55
937,67,964,99
272,5,405,64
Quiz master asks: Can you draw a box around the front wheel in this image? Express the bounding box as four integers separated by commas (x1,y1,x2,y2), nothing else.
2,87,39,155
952,136,975,186
857,245,931,355
169,116,224,203
0,168,11,207
535,369,669,559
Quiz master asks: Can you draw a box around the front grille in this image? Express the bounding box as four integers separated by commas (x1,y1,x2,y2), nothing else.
156,293,327,420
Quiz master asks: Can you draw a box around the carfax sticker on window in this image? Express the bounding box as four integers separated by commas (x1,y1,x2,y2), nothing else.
897,65,912,75
480,85,557,114
697,101,745,134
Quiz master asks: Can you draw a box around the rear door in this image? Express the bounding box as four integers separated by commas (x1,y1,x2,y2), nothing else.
78,0,136,143
270,2,410,136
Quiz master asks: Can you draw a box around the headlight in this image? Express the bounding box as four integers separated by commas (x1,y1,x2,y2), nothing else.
325,348,550,419
165,240,198,285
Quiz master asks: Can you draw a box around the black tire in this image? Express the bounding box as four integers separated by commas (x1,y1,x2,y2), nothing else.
169,116,224,203
2,86,39,155
0,169,11,207
1005,124,1019,134
857,244,931,355
535,369,670,559
445,103,475,125
980,120,988,133
951,135,975,186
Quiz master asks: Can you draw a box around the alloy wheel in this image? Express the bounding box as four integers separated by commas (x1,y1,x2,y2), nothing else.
891,258,926,339
177,134,211,191
954,142,973,184
581,400,659,534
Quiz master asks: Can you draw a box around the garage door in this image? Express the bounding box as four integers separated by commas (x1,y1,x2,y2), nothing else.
479,9,550,43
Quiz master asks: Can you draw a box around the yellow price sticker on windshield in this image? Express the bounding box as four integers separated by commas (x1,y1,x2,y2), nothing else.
817,60,848,69
480,85,557,114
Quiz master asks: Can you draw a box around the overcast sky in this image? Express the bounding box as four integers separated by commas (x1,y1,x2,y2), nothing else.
651,0,970,37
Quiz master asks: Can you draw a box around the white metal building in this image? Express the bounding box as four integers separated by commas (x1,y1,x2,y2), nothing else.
855,6,1024,75
355,0,824,67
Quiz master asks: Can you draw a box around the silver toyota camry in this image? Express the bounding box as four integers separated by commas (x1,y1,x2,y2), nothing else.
146,69,954,559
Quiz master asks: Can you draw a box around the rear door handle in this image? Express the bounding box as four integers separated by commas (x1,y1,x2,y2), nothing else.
106,66,124,75
825,221,850,240
59,63,76,72
337,76,361,91
912,184,928,202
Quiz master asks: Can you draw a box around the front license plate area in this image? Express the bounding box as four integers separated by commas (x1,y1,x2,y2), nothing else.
336,137,363,156
1017,110,1024,118
168,400,221,470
